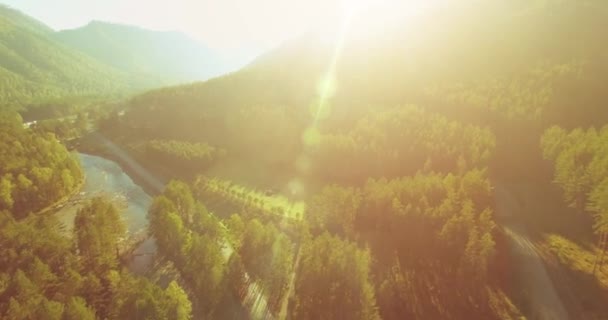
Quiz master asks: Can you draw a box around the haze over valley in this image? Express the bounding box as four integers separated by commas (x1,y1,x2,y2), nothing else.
1,1,608,319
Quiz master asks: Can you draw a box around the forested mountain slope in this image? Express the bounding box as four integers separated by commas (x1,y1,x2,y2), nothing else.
54,21,226,84
98,1,608,319
0,5,229,112
116,0,608,167
0,5,137,109
0,4,51,35
0,112,82,218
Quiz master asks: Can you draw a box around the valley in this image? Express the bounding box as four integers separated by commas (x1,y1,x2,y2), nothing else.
2,1,608,319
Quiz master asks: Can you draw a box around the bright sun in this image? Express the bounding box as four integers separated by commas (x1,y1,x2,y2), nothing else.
340,0,372,14
340,0,444,20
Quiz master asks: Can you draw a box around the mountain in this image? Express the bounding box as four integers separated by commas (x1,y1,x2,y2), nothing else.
119,0,608,136
101,2,608,319
111,0,608,188
0,4,52,35
0,5,140,109
0,5,230,112
54,21,227,84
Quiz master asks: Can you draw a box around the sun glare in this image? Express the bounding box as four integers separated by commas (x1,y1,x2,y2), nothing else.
341,0,445,23
340,0,373,15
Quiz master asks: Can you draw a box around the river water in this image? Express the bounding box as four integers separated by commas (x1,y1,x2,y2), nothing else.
56,153,156,274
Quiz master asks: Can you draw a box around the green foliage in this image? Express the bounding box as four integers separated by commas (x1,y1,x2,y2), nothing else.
149,180,227,316
145,139,225,173
293,233,379,320
226,214,245,248
31,112,90,141
0,6,137,110
237,219,294,310
5,1,607,318
151,181,297,317
74,197,126,273
164,281,193,320
426,61,583,120
0,197,191,319
308,185,361,235
541,126,608,213
312,105,495,182
304,170,498,319
195,176,305,221
53,21,226,84
542,125,608,236
63,297,96,320
110,275,192,320
226,254,247,300
0,111,82,218
111,1,608,169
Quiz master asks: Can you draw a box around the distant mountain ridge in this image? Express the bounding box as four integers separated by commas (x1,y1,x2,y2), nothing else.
120,0,608,143
54,21,227,83
0,4,134,109
0,4,52,35
0,4,229,110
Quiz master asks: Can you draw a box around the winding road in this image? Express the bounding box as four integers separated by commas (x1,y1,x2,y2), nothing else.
495,184,569,320
95,132,569,319
92,133,274,319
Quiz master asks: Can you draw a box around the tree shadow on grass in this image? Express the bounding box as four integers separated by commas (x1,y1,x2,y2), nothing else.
541,234,608,319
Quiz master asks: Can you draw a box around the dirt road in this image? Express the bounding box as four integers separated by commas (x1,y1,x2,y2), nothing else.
495,184,569,320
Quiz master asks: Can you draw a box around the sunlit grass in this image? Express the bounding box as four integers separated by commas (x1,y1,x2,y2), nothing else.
199,177,306,221
537,234,608,318
486,286,527,320
543,234,608,288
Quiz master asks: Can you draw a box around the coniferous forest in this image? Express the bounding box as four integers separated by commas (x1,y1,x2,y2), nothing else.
2,1,608,319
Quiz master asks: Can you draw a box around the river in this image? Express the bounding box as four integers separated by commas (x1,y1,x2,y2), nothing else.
55,153,157,274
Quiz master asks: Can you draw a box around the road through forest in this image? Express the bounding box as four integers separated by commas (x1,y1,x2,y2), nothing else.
96,133,561,319
495,184,569,320
92,133,276,319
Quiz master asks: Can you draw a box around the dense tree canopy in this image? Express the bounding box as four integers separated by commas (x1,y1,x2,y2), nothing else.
293,233,379,320
53,20,227,84
310,105,495,182
0,198,192,319
148,181,227,317
144,139,226,173
74,198,126,273
0,112,82,218
304,170,500,319
0,6,135,110
542,126,608,230
237,218,294,311
6,0,608,319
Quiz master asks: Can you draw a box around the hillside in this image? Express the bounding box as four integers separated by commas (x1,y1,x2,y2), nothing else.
117,0,608,152
2,0,608,319
54,21,227,84
0,5,139,109
0,4,51,35
97,1,608,319
0,5,229,113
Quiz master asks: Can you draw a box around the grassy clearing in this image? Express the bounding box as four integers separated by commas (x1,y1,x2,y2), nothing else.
538,234,608,319
501,176,608,318
197,176,306,221
486,286,527,320
543,234,608,288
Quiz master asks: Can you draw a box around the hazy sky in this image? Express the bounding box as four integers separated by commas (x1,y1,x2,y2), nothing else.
3,0,349,53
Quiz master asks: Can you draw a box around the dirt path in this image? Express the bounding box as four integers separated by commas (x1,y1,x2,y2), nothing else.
495,184,569,320
278,245,302,320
